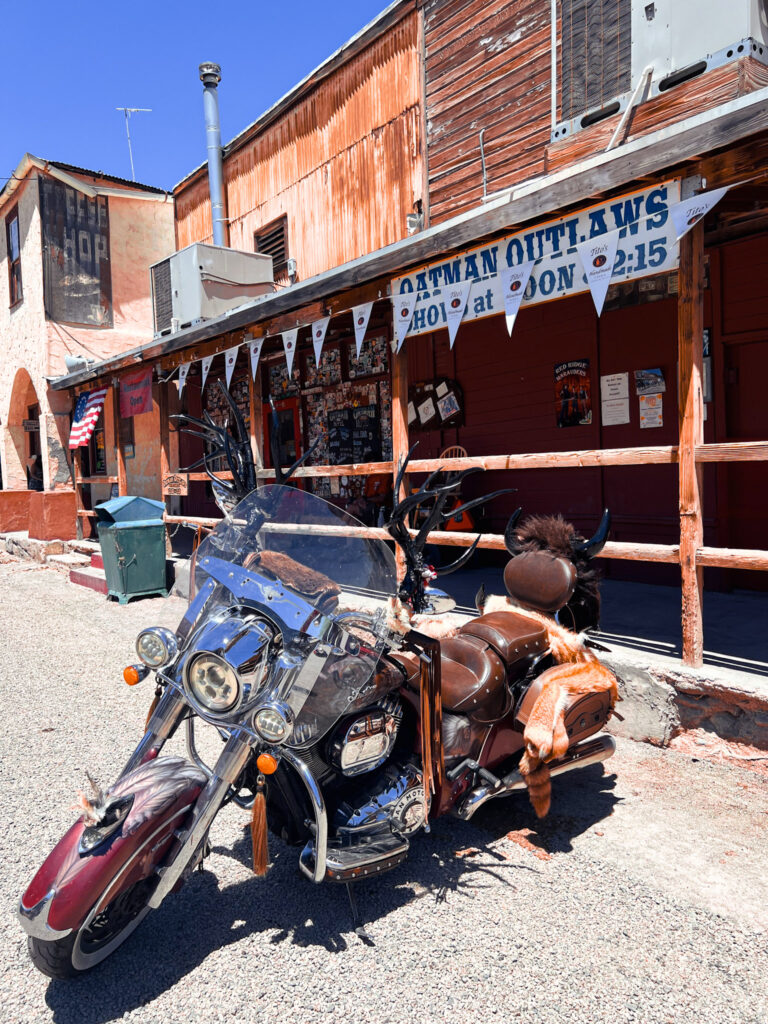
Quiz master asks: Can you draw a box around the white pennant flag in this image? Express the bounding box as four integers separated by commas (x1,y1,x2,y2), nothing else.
576,229,621,317
248,338,263,381
499,261,535,335
282,329,298,376
224,344,240,390
392,291,418,352
444,281,472,348
669,185,729,241
201,354,214,390
177,362,190,395
352,302,373,357
312,317,330,364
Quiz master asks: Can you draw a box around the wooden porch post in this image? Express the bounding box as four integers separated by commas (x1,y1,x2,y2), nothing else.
391,343,409,581
111,380,127,497
678,221,705,667
248,361,264,473
158,379,170,492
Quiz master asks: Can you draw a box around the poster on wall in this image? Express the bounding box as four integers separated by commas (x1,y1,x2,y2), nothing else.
634,368,666,395
639,394,663,428
555,359,592,427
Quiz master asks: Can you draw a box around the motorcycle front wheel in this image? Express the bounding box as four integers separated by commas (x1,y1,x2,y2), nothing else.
27,875,156,978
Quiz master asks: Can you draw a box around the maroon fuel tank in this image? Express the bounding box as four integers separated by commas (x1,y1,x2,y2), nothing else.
20,756,206,934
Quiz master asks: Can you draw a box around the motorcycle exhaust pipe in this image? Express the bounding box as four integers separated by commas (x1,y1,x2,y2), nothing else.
456,734,616,821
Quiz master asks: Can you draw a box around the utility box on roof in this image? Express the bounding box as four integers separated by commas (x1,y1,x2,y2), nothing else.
96,496,168,604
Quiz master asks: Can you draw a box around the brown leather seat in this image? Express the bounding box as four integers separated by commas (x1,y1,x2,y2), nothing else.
459,610,548,675
390,637,508,721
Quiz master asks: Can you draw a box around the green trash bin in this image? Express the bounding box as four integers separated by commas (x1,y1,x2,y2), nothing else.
95,496,168,604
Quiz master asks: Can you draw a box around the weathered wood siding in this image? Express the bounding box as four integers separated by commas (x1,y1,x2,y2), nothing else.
175,11,422,281
424,0,552,225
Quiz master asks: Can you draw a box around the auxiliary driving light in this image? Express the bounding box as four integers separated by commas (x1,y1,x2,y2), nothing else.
135,627,179,668
254,704,292,743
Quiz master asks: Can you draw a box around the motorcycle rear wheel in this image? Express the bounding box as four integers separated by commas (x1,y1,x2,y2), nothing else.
27,875,156,978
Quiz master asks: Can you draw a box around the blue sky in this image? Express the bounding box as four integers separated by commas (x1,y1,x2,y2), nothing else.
3,0,390,192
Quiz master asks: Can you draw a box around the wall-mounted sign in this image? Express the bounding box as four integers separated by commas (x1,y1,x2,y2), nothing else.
23,419,39,432
555,360,592,428
163,473,189,496
392,180,681,340
120,368,153,417
408,378,464,431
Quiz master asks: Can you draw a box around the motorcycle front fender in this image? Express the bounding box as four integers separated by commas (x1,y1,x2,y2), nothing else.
19,756,206,939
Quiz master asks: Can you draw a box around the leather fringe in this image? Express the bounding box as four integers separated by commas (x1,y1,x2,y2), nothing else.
144,686,162,733
408,629,444,826
250,774,269,876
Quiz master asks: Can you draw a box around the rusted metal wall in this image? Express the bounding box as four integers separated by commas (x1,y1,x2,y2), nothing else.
424,0,552,226
175,11,423,280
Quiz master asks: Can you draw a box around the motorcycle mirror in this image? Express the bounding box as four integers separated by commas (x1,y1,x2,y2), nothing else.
422,587,456,615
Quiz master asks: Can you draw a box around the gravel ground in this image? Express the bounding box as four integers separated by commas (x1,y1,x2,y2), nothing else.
1,557,767,1024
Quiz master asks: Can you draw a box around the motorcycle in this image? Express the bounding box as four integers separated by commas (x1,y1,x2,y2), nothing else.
19,385,619,977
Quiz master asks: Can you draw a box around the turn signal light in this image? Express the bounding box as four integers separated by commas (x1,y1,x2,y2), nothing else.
256,753,279,775
123,664,148,686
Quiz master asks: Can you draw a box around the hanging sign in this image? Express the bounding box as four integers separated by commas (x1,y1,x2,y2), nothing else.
312,317,330,363
499,261,536,335
392,291,418,352
576,228,621,316
445,281,472,348
201,354,214,390
352,302,373,357
224,344,240,390
178,362,190,395
669,185,729,241
120,368,153,418
282,329,298,376
392,180,681,340
248,338,264,381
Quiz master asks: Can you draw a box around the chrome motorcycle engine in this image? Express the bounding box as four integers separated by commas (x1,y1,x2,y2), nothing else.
327,695,403,776
333,762,426,838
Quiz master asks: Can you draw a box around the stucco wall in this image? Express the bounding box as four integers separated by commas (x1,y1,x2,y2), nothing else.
0,168,174,497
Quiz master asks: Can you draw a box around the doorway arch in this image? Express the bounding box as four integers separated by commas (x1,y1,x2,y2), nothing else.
5,368,42,490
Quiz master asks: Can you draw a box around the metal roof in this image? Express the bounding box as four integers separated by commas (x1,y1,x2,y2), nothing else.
174,0,413,191
42,160,167,194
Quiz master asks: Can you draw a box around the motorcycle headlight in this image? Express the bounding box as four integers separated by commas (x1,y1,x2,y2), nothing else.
254,704,292,743
136,627,179,668
187,653,240,713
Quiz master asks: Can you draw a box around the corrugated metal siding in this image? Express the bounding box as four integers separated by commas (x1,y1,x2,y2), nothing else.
424,0,551,225
175,13,422,277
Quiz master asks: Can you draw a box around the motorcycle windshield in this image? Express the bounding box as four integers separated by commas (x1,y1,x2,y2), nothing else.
190,486,398,747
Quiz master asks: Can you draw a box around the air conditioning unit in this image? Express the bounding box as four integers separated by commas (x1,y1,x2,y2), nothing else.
553,0,768,141
150,243,274,336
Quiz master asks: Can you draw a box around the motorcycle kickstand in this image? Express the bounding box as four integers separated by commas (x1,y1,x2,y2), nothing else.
345,882,374,946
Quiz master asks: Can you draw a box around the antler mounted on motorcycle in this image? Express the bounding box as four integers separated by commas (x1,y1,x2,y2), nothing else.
385,444,515,614
171,382,320,512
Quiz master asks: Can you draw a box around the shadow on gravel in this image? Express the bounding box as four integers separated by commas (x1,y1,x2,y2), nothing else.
44,767,616,1023
472,763,620,855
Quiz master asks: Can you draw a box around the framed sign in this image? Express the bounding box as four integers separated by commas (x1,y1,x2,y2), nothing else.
408,378,464,431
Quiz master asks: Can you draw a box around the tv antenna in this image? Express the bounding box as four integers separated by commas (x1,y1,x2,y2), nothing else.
116,107,152,180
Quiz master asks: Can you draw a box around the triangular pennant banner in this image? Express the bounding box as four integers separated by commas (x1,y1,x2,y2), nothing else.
282,329,298,376
499,261,535,336
177,362,190,395
669,185,729,241
201,354,214,390
576,229,621,317
444,281,473,348
352,302,373,357
248,338,263,381
224,344,240,390
392,291,418,352
312,317,330,364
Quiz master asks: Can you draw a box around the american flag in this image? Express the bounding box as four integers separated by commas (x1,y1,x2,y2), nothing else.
69,389,108,449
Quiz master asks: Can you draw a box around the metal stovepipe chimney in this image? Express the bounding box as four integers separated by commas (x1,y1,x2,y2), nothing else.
199,62,228,247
